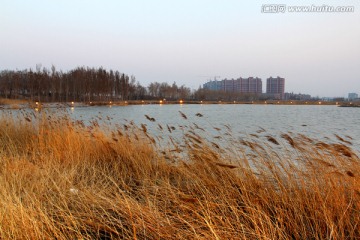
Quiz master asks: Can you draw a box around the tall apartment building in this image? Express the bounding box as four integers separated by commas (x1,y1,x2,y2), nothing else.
266,77,285,99
348,93,358,101
203,77,262,94
203,80,224,91
247,77,262,94
224,79,235,92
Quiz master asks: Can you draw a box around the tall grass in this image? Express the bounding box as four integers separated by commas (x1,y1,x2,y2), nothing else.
0,110,359,239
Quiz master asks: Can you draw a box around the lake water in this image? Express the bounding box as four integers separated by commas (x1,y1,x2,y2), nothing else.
68,104,360,151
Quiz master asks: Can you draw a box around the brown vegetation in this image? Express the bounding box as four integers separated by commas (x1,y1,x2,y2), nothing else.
0,66,192,102
0,66,141,102
0,110,359,239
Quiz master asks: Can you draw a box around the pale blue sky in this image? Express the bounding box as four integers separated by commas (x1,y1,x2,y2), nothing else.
1,0,359,97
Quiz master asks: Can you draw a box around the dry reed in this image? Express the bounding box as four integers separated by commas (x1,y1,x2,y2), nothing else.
0,110,359,239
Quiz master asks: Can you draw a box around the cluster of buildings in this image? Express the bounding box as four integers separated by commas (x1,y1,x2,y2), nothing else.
203,76,285,99
203,77,358,101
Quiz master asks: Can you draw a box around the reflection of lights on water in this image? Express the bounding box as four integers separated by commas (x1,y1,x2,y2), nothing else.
70,107,75,112
35,108,39,112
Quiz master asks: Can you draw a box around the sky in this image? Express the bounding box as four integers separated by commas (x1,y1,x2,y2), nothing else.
1,0,359,97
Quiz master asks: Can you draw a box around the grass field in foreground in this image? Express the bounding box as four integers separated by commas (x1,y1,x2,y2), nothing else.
0,110,359,239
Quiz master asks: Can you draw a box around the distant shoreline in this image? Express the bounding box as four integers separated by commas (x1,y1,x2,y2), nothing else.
1,99,359,110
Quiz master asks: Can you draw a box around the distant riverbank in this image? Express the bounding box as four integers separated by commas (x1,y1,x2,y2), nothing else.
1,98,358,110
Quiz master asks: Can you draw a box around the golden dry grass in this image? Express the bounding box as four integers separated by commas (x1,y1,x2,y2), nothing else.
0,110,359,239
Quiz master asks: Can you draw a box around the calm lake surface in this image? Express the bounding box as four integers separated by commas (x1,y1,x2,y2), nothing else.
68,104,360,151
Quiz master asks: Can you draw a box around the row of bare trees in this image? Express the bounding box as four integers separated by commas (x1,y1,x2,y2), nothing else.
0,66,267,102
0,66,153,102
147,82,191,100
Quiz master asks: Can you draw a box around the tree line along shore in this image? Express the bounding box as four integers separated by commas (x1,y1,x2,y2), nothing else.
1,66,358,107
